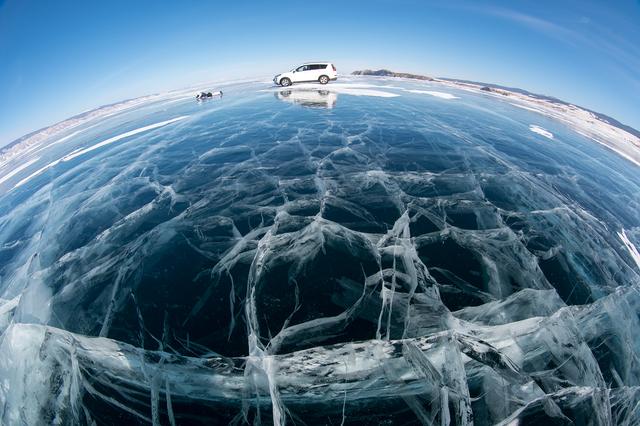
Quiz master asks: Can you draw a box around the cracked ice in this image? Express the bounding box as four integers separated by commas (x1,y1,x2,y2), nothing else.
0,78,640,425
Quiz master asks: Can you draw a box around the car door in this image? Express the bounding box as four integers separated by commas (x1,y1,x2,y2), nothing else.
305,65,317,81
293,65,311,82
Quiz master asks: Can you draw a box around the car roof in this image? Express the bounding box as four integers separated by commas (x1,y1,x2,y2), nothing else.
301,61,332,65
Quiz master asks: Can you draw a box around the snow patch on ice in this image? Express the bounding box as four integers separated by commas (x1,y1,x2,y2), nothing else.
406,90,459,99
618,229,640,270
333,88,399,98
510,103,540,113
0,157,40,186
13,160,60,189
262,83,400,98
529,125,554,139
62,116,189,162
12,116,189,190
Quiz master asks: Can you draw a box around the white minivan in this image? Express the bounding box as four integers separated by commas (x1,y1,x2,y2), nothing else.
273,62,337,87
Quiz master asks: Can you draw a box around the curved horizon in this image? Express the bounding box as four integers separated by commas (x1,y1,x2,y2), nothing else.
4,69,640,150
1,0,639,146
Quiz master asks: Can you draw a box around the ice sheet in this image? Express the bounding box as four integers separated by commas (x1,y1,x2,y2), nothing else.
1,78,639,425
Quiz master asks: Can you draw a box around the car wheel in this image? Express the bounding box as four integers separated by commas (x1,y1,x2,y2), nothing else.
319,75,329,85
280,77,291,87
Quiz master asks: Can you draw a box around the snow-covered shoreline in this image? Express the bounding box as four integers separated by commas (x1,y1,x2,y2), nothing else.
430,77,640,167
0,93,176,169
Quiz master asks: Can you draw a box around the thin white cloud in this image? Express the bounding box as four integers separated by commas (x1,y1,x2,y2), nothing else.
484,8,581,45
468,4,640,92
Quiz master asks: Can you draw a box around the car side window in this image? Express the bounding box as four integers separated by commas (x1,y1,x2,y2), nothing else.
295,64,328,72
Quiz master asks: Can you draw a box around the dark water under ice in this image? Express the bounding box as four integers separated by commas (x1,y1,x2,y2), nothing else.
1,78,640,425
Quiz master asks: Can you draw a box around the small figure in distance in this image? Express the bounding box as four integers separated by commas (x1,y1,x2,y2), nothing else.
196,91,223,101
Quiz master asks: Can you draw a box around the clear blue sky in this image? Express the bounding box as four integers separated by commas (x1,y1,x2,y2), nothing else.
1,0,639,146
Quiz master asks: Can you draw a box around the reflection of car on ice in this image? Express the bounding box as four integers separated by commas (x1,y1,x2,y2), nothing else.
195,91,223,100
276,89,338,109
273,62,337,87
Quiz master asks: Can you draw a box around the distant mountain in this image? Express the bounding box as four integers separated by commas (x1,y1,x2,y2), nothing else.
351,69,434,81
